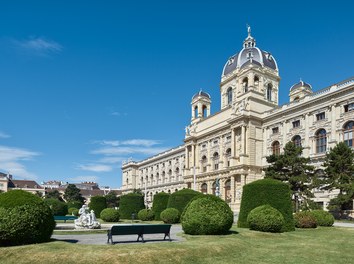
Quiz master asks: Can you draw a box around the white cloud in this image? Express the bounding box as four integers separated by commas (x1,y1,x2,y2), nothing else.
68,175,99,183
0,132,10,139
98,156,125,164
91,146,168,156
111,112,128,117
0,145,40,180
14,36,62,56
96,139,162,147
77,163,113,172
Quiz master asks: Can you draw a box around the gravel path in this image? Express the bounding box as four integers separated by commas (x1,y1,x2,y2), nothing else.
52,224,184,245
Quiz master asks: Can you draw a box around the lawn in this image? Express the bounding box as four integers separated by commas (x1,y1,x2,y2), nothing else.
0,226,353,264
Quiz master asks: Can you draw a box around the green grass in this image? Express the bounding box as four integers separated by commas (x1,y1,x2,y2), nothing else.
1,226,354,264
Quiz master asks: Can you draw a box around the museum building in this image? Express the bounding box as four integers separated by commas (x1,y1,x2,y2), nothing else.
121,28,354,212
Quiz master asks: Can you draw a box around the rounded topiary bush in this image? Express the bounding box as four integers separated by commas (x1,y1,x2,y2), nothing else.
152,192,170,220
309,210,334,227
238,179,295,232
181,195,234,235
294,211,317,228
44,198,68,216
119,193,145,219
160,208,180,224
0,190,55,246
100,208,120,222
68,207,79,216
247,204,285,233
0,190,44,208
89,196,107,217
167,189,202,218
66,201,83,209
138,209,155,221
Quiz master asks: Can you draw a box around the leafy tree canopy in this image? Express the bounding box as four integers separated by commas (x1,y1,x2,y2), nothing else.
105,191,119,208
63,184,84,203
45,189,63,201
322,142,354,212
264,141,314,198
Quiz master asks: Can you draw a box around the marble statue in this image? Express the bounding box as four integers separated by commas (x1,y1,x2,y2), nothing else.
74,205,101,229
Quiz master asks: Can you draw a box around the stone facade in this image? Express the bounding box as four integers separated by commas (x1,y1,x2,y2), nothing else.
121,28,354,212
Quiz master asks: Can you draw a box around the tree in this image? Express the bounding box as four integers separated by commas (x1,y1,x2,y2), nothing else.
322,142,354,215
45,190,63,201
63,184,84,203
264,141,314,199
105,191,119,208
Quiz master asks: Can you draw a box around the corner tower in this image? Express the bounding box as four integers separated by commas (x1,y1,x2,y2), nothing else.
191,90,211,123
220,26,280,111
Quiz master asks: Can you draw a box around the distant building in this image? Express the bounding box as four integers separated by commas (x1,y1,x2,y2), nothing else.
0,172,45,195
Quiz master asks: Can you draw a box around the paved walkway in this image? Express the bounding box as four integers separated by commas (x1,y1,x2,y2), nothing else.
52,224,184,245
333,222,354,228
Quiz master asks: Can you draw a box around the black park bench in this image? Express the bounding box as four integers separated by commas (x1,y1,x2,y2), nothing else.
54,215,78,223
107,224,172,244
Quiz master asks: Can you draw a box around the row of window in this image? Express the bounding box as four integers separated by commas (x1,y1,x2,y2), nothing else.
271,121,354,154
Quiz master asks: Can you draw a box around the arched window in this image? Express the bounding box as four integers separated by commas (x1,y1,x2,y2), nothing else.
194,106,198,118
201,155,207,172
316,129,327,153
292,135,302,147
156,173,159,184
162,171,166,183
243,77,249,92
226,148,231,167
213,152,219,170
175,167,180,181
224,179,231,202
212,181,216,195
168,169,172,182
201,183,207,194
267,83,272,101
254,75,259,87
227,87,233,105
272,141,280,155
202,105,207,118
344,121,354,147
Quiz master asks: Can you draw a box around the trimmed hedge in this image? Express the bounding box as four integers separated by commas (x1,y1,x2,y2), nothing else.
160,208,180,224
294,211,317,228
138,209,155,221
68,207,79,216
119,193,145,219
309,210,334,227
44,198,68,216
100,208,120,222
238,179,295,232
89,196,107,218
66,201,83,209
247,205,285,233
167,189,202,217
152,192,170,220
0,190,44,208
181,195,233,235
0,190,55,246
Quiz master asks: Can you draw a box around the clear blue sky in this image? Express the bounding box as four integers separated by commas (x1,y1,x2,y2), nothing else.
0,0,353,188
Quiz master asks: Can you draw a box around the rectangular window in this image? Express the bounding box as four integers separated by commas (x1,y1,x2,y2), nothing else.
316,112,325,121
344,103,354,112
214,163,219,170
272,127,279,134
292,120,300,128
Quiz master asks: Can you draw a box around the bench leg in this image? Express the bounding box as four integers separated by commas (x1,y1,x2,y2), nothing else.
137,234,144,243
164,232,171,242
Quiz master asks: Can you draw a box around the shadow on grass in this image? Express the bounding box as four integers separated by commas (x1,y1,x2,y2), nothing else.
51,238,79,244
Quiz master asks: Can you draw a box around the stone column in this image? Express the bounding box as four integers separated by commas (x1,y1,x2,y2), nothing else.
230,176,235,202
331,104,337,143
304,113,310,157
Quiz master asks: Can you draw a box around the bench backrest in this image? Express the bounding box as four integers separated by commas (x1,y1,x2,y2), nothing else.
142,224,171,234
54,216,78,221
110,225,143,235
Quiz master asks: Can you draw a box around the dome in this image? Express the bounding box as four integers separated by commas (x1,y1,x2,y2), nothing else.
222,27,278,77
192,90,211,101
290,80,312,92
